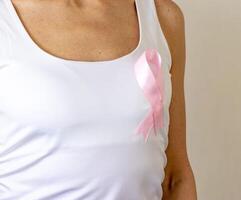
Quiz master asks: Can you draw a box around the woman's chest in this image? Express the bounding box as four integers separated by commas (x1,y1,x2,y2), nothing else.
10,0,140,62
0,60,150,130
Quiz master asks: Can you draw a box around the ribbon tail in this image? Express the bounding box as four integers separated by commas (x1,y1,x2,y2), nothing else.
153,105,164,135
134,111,153,141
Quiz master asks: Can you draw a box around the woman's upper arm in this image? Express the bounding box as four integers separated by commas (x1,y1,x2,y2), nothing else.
155,0,194,185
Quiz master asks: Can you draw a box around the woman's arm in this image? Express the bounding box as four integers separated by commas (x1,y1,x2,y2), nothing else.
155,0,197,199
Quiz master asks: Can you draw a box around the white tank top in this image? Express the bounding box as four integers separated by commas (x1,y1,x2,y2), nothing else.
0,0,172,199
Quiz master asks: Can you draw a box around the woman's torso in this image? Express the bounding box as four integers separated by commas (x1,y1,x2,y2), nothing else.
0,0,172,199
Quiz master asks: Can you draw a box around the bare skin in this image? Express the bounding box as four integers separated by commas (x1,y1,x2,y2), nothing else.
154,0,197,199
11,0,140,62
11,0,197,199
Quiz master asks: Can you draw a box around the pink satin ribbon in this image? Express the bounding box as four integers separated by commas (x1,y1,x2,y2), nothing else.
134,48,164,142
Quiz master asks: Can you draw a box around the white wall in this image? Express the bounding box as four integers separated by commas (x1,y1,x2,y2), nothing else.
174,0,241,199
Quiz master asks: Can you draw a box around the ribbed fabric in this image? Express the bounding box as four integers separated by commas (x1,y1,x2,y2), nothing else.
0,0,172,199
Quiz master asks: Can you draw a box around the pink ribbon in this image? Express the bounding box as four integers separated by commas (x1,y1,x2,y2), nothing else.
134,48,165,142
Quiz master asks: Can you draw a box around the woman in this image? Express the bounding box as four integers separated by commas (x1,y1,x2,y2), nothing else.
0,0,197,199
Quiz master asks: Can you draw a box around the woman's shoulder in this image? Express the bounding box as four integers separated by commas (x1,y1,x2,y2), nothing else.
154,0,185,23
154,0,185,71
154,0,185,41
154,0,185,39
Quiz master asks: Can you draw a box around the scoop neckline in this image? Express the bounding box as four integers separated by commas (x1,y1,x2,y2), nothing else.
5,0,143,65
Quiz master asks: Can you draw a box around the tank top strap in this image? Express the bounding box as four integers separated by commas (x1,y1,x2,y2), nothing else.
134,0,155,40
137,0,172,70
0,1,14,64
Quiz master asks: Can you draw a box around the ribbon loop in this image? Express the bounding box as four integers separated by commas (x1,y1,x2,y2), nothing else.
134,48,164,142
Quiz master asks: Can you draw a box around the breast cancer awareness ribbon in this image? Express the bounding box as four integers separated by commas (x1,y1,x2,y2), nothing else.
134,48,165,143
